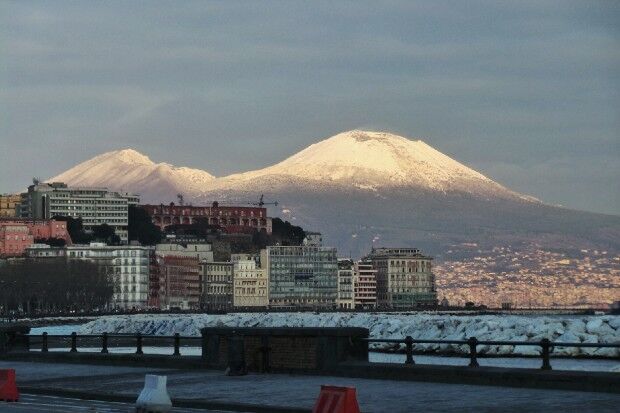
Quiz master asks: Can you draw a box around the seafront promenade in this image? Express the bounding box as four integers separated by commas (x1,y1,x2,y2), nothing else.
2,360,619,412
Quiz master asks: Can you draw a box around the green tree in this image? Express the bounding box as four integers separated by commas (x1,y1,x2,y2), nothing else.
128,206,162,245
92,224,121,245
51,216,93,244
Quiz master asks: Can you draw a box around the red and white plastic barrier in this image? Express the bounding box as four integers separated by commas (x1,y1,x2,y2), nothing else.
0,369,19,402
313,385,360,413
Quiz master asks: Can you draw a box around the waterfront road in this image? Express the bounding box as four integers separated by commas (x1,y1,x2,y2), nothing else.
0,394,236,413
0,360,618,412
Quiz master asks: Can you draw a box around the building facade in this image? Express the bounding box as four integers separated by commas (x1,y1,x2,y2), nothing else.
157,255,201,310
20,182,139,243
154,243,213,310
263,245,338,309
337,259,354,310
368,247,437,309
202,261,234,311
142,202,272,234
25,244,66,258
0,194,20,217
0,219,71,258
353,261,377,309
233,259,268,308
155,242,214,262
66,243,152,309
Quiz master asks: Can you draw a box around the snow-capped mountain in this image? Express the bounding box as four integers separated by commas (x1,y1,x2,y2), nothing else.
50,149,215,202
215,130,509,195
207,131,521,202
47,130,619,258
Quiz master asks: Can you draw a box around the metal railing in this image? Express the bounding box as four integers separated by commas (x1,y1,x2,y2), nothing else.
34,332,201,356
24,332,620,372
363,336,620,370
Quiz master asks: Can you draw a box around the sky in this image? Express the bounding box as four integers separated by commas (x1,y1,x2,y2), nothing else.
1,1,618,215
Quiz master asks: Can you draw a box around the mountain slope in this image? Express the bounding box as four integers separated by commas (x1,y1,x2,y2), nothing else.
211,130,533,201
50,149,215,201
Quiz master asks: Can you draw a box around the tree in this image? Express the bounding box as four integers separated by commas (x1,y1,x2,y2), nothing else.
0,258,113,314
271,218,306,246
34,238,66,247
128,206,162,245
51,216,93,244
92,224,120,245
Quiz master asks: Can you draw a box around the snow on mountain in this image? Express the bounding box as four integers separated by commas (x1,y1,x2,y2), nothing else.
49,130,534,202
50,149,215,202
208,130,531,200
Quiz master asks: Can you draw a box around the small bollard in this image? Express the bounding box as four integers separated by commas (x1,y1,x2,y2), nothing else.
173,333,180,356
468,337,479,367
540,338,552,370
136,332,143,355
41,332,48,353
404,336,415,365
101,332,109,354
135,374,172,413
70,332,77,353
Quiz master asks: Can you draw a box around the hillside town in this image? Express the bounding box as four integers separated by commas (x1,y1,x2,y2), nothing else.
0,182,438,313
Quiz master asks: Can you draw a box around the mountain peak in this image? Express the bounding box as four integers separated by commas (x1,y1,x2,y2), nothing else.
100,148,154,165
332,129,414,144
220,129,504,194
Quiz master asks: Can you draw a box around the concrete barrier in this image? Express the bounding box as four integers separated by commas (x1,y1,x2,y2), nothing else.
201,327,369,373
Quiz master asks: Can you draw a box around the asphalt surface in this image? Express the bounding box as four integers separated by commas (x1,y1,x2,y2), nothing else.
1,360,618,412
0,394,237,413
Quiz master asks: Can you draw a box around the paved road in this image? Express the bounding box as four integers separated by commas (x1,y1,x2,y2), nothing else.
1,361,618,412
0,394,235,413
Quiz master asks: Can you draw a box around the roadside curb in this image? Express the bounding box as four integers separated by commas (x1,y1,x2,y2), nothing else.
20,386,312,413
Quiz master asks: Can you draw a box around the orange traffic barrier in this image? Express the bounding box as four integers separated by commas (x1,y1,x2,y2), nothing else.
312,385,360,413
0,369,19,402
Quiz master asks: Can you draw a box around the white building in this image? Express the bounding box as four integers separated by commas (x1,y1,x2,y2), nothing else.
303,232,323,247
233,259,268,308
263,245,338,309
155,243,214,262
24,244,66,258
368,247,437,309
67,242,152,309
337,259,354,310
20,182,139,243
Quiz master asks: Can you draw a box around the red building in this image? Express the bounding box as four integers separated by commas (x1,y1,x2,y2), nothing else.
141,202,272,234
156,255,201,310
0,219,72,258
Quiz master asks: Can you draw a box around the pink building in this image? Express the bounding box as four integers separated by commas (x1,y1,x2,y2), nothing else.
0,219,72,258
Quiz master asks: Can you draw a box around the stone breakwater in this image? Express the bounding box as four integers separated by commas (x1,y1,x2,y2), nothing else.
79,313,620,357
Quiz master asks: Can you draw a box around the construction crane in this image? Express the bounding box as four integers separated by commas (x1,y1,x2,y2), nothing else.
253,194,278,207
208,195,278,208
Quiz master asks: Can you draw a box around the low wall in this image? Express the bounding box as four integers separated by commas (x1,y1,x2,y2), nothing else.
0,324,30,354
200,327,369,373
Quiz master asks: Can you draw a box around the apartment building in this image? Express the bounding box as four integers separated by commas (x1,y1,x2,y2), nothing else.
202,261,234,312
233,259,268,308
353,261,377,309
155,242,214,262
0,218,71,258
263,245,338,309
368,247,437,309
66,242,152,309
157,255,201,310
337,259,354,310
0,194,20,217
20,182,139,243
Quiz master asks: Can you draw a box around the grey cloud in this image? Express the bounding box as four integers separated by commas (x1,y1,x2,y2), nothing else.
1,1,618,214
